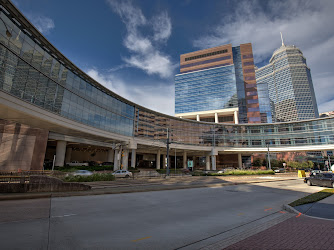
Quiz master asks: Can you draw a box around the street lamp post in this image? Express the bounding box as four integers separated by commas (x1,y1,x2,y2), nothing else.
267,144,271,170
166,128,170,177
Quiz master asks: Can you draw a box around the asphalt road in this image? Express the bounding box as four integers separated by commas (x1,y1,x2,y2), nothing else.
0,179,323,250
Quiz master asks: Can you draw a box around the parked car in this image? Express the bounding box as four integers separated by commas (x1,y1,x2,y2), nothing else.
112,170,133,178
100,162,113,166
72,170,93,176
67,161,89,167
304,173,334,188
274,168,285,173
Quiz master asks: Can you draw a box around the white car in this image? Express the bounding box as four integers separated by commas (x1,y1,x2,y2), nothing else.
72,170,93,176
112,170,133,178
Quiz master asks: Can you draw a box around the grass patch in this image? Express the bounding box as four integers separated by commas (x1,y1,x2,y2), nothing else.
63,173,115,182
289,189,334,207
208,170,275,176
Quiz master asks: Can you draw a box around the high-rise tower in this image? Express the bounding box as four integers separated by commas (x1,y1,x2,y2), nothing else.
256,36,319,122
175,43,266,124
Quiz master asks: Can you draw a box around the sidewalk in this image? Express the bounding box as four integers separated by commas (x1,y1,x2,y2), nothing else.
204,189,334,249
293,193,334,220
221,214,334,250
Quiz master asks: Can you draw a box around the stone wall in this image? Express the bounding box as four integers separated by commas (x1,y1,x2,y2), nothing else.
0,175,91,193
0,119,48,171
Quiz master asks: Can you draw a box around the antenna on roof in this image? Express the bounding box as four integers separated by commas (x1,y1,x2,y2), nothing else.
280,32,285,46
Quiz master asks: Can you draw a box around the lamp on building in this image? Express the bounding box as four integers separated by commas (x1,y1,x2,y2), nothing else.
0,16,12,38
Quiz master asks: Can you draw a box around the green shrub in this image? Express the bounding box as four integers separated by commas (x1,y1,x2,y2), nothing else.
63,173,115,182
208,170,275,176
156,169,184,174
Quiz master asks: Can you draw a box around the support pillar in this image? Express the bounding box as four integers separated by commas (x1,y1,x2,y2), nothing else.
196,114,200,121
211,155,216,170
162,154,166,169
234,110,239,124
192,156,196,168
156,149,161,169
211,148,218,170
107,149,114,163
55,140,66,167
121,149,129,170
215,113,219,123
131,149,136,169
206,155,210,171
183,151,187,169
65,147,72,164
114,149,119,171
238,153,242,169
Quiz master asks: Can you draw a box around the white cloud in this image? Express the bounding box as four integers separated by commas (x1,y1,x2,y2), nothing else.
106,0,175,79
27,15,55,34
86,68,175,115
152,11,172,42
193,0,334,113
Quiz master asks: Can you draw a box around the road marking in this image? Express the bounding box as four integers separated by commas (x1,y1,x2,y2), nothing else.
52,214,77,218
279,211,286,214
264,208,273,211
132,236,151,242
296,213,302,218
237,213,244,216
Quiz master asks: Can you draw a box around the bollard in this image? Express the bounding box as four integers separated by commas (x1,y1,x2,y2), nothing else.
298,170,306,178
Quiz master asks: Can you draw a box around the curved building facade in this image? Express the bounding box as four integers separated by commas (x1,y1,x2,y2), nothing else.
0,0,333,171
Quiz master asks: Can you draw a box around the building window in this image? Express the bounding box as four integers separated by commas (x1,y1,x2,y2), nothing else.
185,49,228,61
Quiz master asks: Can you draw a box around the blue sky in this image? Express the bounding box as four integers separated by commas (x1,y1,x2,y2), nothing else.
12,0,334,115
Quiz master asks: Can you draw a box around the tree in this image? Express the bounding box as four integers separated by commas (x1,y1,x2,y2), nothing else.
307,160,314,169
252,158,262,167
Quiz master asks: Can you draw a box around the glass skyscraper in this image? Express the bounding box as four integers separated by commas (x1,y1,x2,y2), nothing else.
256,42,319,122
175,43,265,124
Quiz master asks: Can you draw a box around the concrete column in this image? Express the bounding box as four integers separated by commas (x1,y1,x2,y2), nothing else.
196,114,200,121
183,151,187,169
234,110,239,124
162,154,166,169
65,147,72,164
55,140,67,167
193,156,196,168
206,156,210,170
121,149,129,170
107,149,114,163
114,149,119,171
211,155,216,170
131,149,136,168
215,113,219,123
156,149,161,169
238,153,242,169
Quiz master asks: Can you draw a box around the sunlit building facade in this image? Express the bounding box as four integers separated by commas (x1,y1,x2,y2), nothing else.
175,43,265,124
0,0,333,172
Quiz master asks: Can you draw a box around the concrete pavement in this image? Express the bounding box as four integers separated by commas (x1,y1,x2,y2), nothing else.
293,194,334,220
0,174,299,201
0,179,316,250
0,174,333,249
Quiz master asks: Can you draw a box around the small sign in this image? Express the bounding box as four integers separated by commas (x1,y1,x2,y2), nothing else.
187,160,193,168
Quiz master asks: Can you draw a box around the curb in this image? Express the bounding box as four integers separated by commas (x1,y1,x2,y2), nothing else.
282,203,334,222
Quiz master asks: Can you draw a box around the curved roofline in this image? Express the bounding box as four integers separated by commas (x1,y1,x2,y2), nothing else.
0,0,180,120
0,0,323,128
